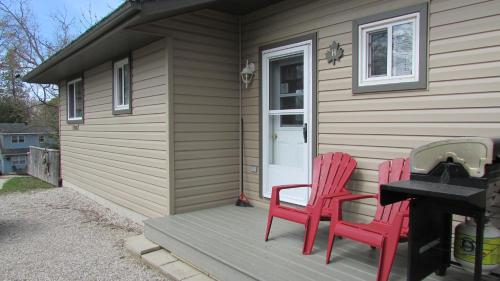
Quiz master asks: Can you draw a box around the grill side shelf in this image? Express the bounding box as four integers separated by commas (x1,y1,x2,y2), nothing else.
380,180,486,209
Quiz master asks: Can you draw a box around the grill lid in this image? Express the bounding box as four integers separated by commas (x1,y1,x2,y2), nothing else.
410,137,497,178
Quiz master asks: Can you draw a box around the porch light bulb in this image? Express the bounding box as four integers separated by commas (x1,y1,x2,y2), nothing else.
241,59,255,89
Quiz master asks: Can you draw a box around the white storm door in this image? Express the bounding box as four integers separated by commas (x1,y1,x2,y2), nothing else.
262,40,313,206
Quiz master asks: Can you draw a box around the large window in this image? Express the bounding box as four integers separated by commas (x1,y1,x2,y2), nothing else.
67,78,84,122
113,57,131,114
353,4,427,93
11,135,25,144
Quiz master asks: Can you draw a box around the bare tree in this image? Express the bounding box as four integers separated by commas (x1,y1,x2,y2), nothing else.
79,2,100,30
0,0,76,105
51,8,76,52
0,0,82,144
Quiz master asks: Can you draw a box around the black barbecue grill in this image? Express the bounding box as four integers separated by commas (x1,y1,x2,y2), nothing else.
380,137,500,281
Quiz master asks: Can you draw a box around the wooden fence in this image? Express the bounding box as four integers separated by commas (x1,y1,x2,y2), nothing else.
27,146,60,186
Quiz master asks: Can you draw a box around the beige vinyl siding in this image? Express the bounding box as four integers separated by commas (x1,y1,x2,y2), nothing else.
59,39,170,218
136,10,241,213
241,0,500,222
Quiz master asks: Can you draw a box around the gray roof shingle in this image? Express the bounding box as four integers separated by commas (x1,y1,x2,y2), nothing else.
0,123,53,134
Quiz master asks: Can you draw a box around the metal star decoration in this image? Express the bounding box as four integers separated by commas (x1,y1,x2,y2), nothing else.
325,40,344,65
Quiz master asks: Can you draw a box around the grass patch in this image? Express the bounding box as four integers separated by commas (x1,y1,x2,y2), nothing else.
0,177,53,194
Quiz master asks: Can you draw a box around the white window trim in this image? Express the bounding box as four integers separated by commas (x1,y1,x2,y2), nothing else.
113,57,130,111
18,135,24,143
358,12,420,87
67,78,83,121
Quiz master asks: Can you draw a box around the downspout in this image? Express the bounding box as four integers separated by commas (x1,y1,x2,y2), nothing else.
58,86,62,187
239,16,242,197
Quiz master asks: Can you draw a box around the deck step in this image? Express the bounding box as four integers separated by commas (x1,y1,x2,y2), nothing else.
124,234,161,256
160,261,202,281
125,234,217,281
142,249,177,268
145,220,255,281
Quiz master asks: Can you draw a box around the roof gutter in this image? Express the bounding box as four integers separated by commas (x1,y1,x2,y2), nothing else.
22,1,142,83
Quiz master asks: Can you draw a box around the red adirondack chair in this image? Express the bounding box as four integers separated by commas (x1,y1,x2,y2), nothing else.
265,152,357,255
325,158,410,281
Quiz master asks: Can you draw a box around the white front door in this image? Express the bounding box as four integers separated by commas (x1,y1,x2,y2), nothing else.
262,40,313,206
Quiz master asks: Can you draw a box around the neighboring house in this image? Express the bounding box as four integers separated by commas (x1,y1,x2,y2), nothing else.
22,0,500,222
0,123,54,175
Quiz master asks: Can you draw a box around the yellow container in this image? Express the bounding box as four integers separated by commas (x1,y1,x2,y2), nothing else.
454,219,500,274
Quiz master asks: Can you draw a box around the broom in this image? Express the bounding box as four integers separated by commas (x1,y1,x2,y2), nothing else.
236,118,252,207
235,17,251,207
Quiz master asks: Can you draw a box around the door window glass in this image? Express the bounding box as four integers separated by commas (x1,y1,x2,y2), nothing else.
269,54,304,112
269,53,304,128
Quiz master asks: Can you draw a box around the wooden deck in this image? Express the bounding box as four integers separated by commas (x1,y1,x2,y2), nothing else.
145,205,484,281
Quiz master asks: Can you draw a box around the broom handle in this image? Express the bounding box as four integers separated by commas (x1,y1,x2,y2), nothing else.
240,118,244,194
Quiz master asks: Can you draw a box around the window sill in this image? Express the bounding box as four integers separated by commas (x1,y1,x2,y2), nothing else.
113,107,132,115
67,118,84,124
353,80,427,94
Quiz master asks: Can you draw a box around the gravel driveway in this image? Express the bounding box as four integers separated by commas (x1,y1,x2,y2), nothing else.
0,187,167,281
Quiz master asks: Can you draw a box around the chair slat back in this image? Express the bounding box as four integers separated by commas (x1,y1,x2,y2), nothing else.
374,158,411,232
307,152,357,207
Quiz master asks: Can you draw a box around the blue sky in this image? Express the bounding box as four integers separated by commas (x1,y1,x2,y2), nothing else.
29,0,124,38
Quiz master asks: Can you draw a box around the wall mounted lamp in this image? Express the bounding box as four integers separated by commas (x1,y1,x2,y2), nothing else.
240,59,255,89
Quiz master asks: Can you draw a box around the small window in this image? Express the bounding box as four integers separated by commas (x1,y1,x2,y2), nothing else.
113,57,131,114
11,135,24,144
353,4,427,93
12,156,26,166
361,14,418,85
67,78,84,122
39,135,45,144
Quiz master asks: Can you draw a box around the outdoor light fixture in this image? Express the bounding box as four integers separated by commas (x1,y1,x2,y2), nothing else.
240,59,255,88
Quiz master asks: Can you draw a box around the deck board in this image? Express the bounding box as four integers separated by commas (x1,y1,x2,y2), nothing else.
145,205,485,281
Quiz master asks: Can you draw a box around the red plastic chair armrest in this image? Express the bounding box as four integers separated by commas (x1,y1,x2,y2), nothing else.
334,194,378,203
270,184,312,207
328,194,378,222
311,191,352,214
320,191,353,199
273,184,312,191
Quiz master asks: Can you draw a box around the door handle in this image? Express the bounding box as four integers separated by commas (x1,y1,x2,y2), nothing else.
303,123,307,143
